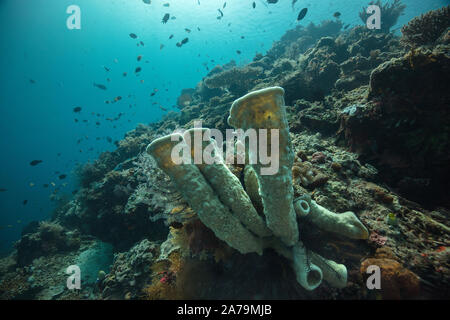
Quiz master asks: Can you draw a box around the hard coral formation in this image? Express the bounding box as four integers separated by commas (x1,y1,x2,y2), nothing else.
401,6,450,47
204,66,263,96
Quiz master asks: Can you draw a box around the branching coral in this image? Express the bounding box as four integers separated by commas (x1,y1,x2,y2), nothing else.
401,6,450,47
359,0,406,33
146,87,369,292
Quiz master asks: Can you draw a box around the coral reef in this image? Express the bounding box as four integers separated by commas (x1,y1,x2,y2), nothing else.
401,6,450,47
15,221,80,266
1,11,449,300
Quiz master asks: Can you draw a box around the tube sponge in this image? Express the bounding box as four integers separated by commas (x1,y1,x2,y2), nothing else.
146,134,263,255
183,128,272,238
309,251,347,289
292,241,323,291
228,87,299,246
294,194,369,240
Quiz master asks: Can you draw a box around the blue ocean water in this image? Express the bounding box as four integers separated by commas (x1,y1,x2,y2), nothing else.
0,0,447,255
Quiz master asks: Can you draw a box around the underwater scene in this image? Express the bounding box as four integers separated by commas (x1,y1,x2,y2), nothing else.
0,0,449,301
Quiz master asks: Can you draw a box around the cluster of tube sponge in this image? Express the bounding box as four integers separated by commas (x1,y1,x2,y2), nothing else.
146,87,369,291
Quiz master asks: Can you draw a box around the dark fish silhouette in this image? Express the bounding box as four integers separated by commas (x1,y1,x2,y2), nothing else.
23,200,28,205
30,160,43,166
218,9,224,17
267,0,278,3
73,106,82,113
236,50,241,54
163,3,170,7
185,28,191,33
142,0,151,4
333,12,341,18
297,8,307,21
162,13,170,23
0,188,7,192
291,0,297,10
253,2,256,8
140,41,145,46
93,83,107,90
223,2,226,9
129,33,137,39
135,67,142,73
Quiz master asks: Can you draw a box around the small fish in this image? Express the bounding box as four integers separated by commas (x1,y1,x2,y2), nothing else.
169,34,174,39
104,66,110,72
181,38,189,45
160,44,165,50
93,83,107,90
23,200,28,205
197,27,201,31
291,0,297,10
223,2,226,9
30,160,43,166
140,41,145,46
142,0,151,4
114,96,122,101
252,2,256,8
267,0,278,3
333,11,341,18
73,106,82,113
344,24,350,30
0,188,7,192
150,92,156,97
129,33,138,39
297,8,308,21
135,67,142,73
163,3,170,7
218,9,224,17
236,50,241,54
123,72,127,77
137,55,142,61
162,13,170,24
185,28,191,33
171,16,176,20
